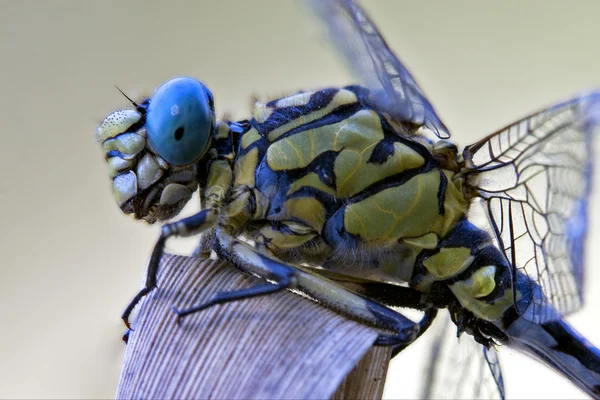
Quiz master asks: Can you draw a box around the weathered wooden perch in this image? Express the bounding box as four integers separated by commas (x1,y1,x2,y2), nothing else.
116,254,391,399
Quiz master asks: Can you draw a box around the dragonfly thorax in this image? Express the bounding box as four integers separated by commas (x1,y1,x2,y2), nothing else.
221,87,473,280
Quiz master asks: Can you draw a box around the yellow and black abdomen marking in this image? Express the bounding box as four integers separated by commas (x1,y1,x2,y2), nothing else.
412,219,517,321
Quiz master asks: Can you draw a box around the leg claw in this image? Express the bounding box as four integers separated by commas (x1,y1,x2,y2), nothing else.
172,306,184,326
122,317,132,331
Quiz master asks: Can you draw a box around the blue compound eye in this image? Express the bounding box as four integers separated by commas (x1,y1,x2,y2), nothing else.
146,77,214,166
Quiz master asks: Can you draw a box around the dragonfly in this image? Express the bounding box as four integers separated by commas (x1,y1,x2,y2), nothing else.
94,0,600,398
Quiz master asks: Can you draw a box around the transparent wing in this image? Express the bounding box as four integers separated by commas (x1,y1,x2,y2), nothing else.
308,0,450,138
464,92,600,323
483,346,505,400
421,313,505,400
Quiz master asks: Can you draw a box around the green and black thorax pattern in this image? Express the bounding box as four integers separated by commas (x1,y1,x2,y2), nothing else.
204,86,514,317
219,87,465,243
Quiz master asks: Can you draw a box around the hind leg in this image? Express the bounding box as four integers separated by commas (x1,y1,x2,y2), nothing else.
174,227,425,347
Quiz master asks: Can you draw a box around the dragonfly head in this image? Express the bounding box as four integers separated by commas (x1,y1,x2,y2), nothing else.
95,77,216,223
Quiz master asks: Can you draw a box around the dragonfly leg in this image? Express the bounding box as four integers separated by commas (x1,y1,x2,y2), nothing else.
390,307,438,357
172,277,292,322
121,207,219,329
315,275,439,349
191,228,215,259
122,329,131,344
338,281,431,310
174,227,422,347
172,226,298,321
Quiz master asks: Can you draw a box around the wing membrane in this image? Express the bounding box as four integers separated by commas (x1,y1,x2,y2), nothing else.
308,0,450,138
421,313,505,399
464,93,600,322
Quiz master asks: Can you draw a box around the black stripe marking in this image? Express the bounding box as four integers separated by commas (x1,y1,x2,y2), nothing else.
256,88,340,136
437,170,447,216
542,320,600,372
344,163,436,205
368,139,396,164
261,101,364,143
285,150,339,190
377,113,436,160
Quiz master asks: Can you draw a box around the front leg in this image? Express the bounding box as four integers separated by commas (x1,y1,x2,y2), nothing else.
191,229,215,259
122,207,219,329
174,227,423,347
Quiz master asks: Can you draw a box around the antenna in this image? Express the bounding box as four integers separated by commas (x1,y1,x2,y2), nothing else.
114,85,141,110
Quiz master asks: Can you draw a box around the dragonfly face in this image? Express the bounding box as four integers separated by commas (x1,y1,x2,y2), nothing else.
95,1,600,398
95,77,215,223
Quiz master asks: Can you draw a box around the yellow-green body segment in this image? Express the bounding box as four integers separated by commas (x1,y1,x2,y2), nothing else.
218,86,515,322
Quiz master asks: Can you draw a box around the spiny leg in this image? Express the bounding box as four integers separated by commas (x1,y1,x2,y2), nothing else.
192,158,234,259
341,281,439,352
173,278,292,322
174,221,319,321
304,268,439,350
330,279,439,350
390,307,437,357
191,228,215,259
175,227,423,347
173,227,298,321
121,207,218,328
314,274,432,310
122,144,233,330
190,191,214,259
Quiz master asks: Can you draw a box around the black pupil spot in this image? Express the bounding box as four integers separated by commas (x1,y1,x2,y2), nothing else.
174,127,184,141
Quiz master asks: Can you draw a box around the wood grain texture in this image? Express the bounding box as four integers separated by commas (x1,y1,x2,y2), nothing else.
116,254,391,399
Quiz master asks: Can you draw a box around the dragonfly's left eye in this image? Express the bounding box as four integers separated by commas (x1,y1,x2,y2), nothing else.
146,77,214,166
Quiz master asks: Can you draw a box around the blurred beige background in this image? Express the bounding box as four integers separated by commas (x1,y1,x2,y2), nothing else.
1,0,599,398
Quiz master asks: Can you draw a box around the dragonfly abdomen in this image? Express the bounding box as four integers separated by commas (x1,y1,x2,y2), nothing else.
413,218,516,322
